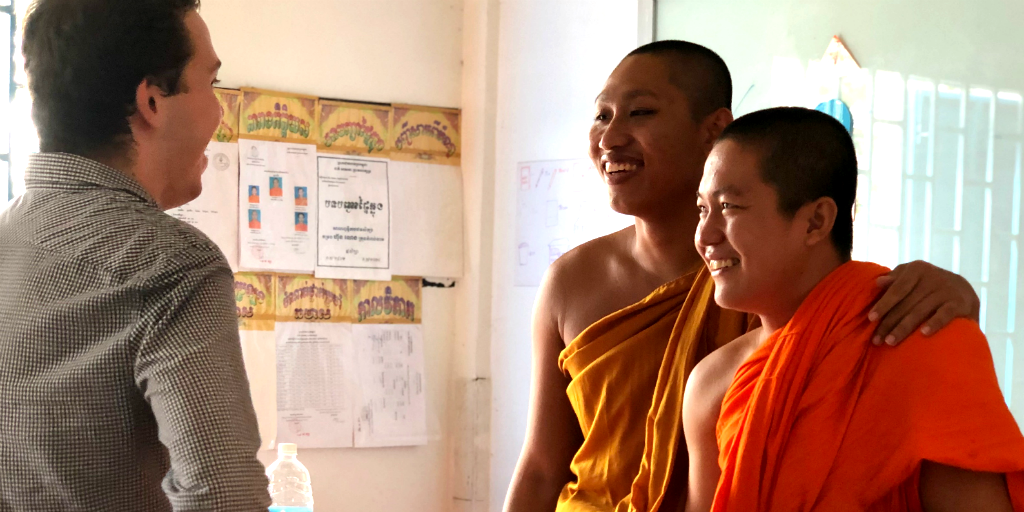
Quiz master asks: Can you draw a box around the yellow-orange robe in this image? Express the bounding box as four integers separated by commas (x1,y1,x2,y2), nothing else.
714,261,1024,511
557,267,749,512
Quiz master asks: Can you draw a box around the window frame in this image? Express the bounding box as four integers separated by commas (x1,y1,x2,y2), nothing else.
2,1,13,202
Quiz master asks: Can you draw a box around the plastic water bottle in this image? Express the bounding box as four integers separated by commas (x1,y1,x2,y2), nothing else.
266,443,314,512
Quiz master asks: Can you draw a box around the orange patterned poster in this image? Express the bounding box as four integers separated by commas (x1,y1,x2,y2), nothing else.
351,277,422,324
241,88,318,143
234,272,276,331
390,104,461,165
318,100,391,156
213,88,242,142
276,274,352,323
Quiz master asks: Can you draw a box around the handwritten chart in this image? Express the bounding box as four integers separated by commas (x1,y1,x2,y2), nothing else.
514,158,633,286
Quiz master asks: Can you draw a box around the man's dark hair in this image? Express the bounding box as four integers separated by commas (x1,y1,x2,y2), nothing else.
23,0,201,157
718,107,858,260
626,40,732,121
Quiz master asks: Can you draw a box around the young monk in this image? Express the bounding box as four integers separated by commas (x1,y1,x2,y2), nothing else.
506,40,983,512
685,106,1024,511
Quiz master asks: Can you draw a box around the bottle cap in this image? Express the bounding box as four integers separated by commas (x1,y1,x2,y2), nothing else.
278,443,297,456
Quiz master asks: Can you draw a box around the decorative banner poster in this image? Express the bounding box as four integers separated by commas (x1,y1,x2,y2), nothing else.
389,104,461,166
351,277,422,324
514,158,633,286
213,88,242,142
166,141,240,270
234,272,277,450
318,100,391,156
315,154,391,281
352,323,427,447
238,139,317,274
240,88,317,143
274,275,355,448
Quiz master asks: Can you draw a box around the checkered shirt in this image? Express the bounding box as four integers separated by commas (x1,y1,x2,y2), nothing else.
0,153,271,511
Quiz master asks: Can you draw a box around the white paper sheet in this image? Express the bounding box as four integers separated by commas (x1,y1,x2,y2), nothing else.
238,139,318,273
315,154,391,281
388,160,464,278
275,322,354,448
514,159,633,286
239,329,277,450
352,324,427,447
166,141,240,270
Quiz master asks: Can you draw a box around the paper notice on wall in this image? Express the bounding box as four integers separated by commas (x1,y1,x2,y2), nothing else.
514,159,633,286
240,329,277,450
274,275,354,448
388,160,464,278
166,141,240,269
315,154,391,281
234,272,277,450
821,35,860,78
275,322,354,448
352,324,427,447
238,139,317,273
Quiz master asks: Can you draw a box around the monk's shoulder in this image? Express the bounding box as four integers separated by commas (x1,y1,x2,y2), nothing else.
879,318,993,380
688,329,763,404
542,227,632,299
554,227,630,273
540,227,642,343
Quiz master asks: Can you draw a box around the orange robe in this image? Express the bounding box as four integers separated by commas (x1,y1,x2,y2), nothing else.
558,267,749,512
713,261,1024,511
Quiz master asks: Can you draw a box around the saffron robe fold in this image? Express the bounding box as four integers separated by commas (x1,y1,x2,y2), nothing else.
713,261,1024,511
557,267,749,512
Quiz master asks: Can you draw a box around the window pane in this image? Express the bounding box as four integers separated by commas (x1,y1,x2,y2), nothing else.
0,159,8,203
0,11,9,154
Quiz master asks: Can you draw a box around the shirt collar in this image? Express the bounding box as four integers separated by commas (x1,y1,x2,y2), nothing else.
24,153,158,207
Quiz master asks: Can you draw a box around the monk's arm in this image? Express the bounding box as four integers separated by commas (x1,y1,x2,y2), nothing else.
869,260,979,345
920,461,1014,512
503,269,582,512
681,355,727,512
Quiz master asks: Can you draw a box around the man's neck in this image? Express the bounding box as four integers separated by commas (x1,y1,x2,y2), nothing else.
630,209,704,283
758,251,846,336
90,149,138,181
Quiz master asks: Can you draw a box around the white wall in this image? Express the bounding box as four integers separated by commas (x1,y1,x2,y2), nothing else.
451,1,500,511
487,2,643,510
201,2,463,511
208,0,463,107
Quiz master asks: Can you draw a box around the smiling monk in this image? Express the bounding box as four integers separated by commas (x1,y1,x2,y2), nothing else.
503,41,984,512
685,107,1024,512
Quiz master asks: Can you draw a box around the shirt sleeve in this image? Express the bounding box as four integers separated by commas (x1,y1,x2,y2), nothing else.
133,247,271,511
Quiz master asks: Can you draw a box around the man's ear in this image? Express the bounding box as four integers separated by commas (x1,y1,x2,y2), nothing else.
132,78,165,130
701,107,734,151
803,197,838,247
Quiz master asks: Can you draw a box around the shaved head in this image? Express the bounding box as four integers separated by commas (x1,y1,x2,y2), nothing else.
626,40,732,121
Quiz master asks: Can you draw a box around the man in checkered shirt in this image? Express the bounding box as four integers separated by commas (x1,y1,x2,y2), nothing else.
0,0,271,510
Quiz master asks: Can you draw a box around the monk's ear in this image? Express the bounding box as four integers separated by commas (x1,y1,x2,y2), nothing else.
802,197,838,247
700,107,734,152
